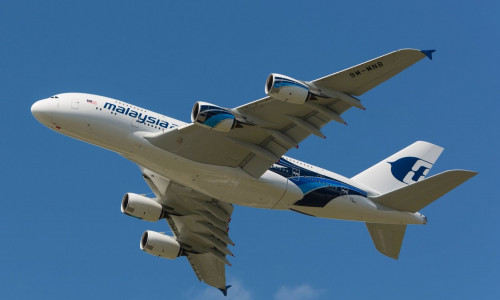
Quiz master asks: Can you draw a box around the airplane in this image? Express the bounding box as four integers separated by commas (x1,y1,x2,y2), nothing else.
31,49,476,296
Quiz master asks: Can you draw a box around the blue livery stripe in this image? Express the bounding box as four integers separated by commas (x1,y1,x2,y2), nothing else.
270,157,367,208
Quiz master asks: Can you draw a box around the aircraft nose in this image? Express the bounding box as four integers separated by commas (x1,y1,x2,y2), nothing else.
31,99,53,125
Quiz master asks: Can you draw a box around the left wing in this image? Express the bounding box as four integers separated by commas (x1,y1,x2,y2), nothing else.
140,167,234,294
145,49,432,178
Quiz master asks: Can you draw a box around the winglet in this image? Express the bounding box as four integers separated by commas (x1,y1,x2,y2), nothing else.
219,285,232,296
420,49,436,60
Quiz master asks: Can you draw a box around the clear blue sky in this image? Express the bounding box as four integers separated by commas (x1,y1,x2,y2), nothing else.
1,1,498,299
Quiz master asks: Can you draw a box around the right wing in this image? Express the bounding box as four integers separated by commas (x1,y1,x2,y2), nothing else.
140,167,234,294
146,49,432,179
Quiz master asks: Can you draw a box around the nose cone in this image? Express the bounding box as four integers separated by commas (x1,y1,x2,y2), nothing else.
31,99,52,125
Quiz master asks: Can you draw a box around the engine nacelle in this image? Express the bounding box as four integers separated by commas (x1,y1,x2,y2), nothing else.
265,73,311,104
140,230,181,259
121,193,163,222
191,101,236,132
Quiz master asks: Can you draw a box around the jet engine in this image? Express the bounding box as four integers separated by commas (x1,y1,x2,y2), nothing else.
191,101,236,132
265,73,311,104
140,230,182,259
121,193,164,222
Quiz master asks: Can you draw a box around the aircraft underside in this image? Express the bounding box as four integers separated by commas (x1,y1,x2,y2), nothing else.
31,48,476,295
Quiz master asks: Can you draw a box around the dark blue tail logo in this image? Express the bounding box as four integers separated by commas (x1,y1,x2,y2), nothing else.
388,157,433,184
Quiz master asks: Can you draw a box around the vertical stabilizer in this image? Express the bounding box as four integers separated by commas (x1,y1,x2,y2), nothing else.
352,141,444,195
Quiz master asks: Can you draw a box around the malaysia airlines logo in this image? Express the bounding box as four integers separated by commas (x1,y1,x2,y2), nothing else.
388,157,433,184
103,102,177,129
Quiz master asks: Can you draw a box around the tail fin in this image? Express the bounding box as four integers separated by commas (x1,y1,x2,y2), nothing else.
352,141,444,194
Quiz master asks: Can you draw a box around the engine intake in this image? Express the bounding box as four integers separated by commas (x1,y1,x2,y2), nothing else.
121,193,163,222
140,230,181,259
191,101,236,132
265,73,311,104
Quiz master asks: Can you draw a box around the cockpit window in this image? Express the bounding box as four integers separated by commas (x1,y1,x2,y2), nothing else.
50,95,59,99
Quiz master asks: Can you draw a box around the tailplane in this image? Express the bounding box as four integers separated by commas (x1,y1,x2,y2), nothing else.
370,170,477,213
352,141,444,195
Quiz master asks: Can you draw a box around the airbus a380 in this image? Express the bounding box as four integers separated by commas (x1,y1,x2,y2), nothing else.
32,49,476,296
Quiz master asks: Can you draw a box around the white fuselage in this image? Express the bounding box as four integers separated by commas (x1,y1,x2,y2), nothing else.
32,93,426,225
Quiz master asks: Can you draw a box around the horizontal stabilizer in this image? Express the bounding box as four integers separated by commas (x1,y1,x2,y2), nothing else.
370,170,477,213
366,223,406,259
